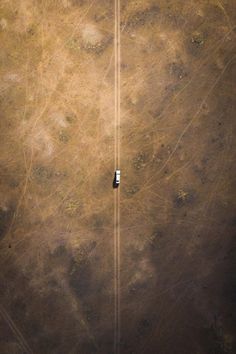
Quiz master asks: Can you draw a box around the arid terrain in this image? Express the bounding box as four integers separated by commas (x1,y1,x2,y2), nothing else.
0,1,236,353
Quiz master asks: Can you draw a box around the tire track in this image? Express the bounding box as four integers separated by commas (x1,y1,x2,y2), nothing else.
114,0,121,353
0,304,34,354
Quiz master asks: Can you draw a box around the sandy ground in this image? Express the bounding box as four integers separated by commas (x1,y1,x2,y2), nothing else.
0,1,236,353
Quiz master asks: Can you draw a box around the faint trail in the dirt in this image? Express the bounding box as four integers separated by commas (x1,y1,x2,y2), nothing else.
4,28,78,241
0,304,34,354
114,1,121,353
138,56,236,194
5,0,97,233
140,282,191,354
42,47,114,173
120,26,235,143
217,0,233,30
189,126,234,244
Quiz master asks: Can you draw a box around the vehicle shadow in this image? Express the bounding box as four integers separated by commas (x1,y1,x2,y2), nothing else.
112,173,119,189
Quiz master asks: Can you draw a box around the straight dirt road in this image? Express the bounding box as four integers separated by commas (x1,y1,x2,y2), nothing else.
114,1,121,353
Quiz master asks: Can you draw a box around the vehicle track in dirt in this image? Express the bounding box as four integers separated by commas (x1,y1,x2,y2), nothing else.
114,0,121,353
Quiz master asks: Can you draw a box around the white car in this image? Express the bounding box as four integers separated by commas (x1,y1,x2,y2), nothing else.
115,169,120,185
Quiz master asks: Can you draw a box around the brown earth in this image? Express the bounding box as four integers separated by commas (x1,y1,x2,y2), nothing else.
0,1,236,353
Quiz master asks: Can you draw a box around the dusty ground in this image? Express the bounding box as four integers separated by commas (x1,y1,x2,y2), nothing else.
0,0,236,353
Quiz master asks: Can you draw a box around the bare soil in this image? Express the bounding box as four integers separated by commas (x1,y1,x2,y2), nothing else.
0,1,235,353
